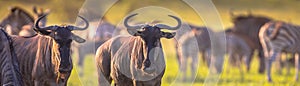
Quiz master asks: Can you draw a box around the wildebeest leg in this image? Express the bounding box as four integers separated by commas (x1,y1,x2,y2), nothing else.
95,51,112,85
201,50,206,65
295,53,299,81
155,81,162,86
258,49,266,74
266,50,280,82
73,45,85,77
96,64,112,86
78,46,85,76
175,45,181,66
238,54,244,81
180,52,188,81
227,52,234,74
190,51,199,81
134,80,161,86
204,48,211,68
245,50,254,72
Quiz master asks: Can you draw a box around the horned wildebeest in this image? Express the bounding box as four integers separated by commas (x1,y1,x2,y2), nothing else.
74,17,119,76
0,6,50,36
259,21,300,82
11,14,88,85
95,13,181,86
0,28,22,86
230,12,272,73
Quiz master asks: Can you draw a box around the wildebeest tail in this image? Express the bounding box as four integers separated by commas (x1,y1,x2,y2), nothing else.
0,29,23,86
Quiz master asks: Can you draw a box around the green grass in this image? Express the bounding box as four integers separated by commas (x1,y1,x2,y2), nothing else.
68,39,300,86
1,0,300,85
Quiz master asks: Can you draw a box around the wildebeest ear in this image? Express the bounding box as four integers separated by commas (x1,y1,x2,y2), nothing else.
161,32,176,39
72,34,86,43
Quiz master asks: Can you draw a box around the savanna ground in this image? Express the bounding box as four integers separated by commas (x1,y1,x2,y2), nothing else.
1,0,300,86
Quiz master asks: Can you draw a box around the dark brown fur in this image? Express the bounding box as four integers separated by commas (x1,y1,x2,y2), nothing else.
12,35,70,86
231,14,272,73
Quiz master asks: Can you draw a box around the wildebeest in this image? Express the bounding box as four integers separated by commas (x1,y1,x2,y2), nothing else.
176,25,212,81
0,28,22,86
259,21,300,82
95,13,181,86
11,14,88,85
0,6,50,36
230,12,272,73
225,28,255,72
224,29,255,79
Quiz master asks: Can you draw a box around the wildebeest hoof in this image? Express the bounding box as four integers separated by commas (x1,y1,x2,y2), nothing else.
267,78,273,83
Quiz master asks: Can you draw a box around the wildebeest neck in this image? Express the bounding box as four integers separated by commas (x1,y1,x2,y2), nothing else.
137,37,162,74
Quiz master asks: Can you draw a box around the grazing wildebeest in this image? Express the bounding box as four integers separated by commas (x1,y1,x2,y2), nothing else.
74,18,119,76
0,6,50,36
11,14,88,85
259,21,300,82
175,25,212,81
231,12,272,73
0,29,22,86
224,29,255,79
95,13,181,86
225,28,255,72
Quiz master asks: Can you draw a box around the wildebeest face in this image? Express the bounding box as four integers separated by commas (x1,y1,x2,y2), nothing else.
35,14,88,73
52,27,73,73
135,25,176,73
124,13,181,73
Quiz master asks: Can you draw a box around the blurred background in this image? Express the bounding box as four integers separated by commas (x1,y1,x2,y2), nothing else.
1,0,300,85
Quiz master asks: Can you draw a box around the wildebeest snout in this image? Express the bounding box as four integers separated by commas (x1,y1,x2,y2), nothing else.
143,60,151,68
142,60,155,74
59,64,72,73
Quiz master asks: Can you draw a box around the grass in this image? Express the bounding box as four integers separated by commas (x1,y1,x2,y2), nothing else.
68,39,300,86
1,0,300,86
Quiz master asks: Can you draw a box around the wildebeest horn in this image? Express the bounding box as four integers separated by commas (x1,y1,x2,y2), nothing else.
155,15,181,30
69,16,89,30
35,14,57,31
124,13,144,30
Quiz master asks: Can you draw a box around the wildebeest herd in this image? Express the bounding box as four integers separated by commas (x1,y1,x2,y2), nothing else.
0,6,299,86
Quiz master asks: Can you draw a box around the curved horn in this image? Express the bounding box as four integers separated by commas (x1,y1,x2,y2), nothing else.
69,16,89,30
155,15,182,30
124,13,144,30
35,14,57,31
